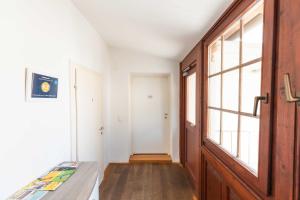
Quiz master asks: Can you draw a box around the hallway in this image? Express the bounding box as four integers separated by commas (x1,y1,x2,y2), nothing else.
100,164,196,200
2,0,300,199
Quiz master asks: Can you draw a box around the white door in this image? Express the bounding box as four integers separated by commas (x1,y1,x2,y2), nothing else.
131,75,170,154
76,67,103,169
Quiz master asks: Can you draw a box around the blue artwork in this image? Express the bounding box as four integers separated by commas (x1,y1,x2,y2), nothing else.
31,73,58,98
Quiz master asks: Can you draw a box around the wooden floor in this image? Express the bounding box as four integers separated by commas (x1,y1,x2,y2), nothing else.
129,154,172,164
100,163,197,200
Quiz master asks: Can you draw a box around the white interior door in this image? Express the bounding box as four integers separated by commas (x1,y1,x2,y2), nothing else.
131,75,170,154
76,67,103,169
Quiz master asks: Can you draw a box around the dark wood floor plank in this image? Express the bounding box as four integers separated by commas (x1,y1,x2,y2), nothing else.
100,163,196,200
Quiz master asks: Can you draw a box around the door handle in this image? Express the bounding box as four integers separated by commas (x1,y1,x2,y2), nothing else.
284,73,300,103
253,94,268,117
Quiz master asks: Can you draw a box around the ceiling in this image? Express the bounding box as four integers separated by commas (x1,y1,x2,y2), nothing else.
72,0,233,61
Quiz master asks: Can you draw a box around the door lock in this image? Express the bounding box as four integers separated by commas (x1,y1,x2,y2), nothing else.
99,127,104,135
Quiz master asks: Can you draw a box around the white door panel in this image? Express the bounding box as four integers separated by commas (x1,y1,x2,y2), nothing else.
76,67,103,169
131,75,170,154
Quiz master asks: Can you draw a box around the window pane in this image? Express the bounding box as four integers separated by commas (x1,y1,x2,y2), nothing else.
222,70,239,111
223,22,240,70
239,116,260,173
221,112,238,156
242,3,264,63
186,73,196,125
241,62,262,113
206,0,265,176
208,75,221,108
208,109,220,144
209,38,222,75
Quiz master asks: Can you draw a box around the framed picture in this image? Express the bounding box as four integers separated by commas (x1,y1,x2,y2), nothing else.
25,68,60,102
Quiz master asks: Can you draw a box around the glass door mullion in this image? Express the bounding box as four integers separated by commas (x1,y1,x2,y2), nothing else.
220,36,224,146
237,19,243,158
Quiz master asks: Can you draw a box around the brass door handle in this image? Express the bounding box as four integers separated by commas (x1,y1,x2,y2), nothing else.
284,73,300,103
253,94,268,116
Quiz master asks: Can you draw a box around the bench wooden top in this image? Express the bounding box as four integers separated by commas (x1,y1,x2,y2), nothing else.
43,162,98,200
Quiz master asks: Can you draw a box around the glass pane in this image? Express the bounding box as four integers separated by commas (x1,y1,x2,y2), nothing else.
241,62,262,113
208,109,220,144
221,112,238,156
222,69,239,111
208,75,221,108
239,116,260,173
186,73,196,125
209,38,222,75
223,22,240,70
242,2,264,63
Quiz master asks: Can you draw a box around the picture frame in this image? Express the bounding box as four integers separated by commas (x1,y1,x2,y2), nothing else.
25,68,60,102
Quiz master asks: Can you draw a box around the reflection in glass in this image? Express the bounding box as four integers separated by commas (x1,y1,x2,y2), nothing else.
240,116,260,173
208,109,221,144
221,112,238,156
209,38,222,75
208,75,221,108
241,62,262,114
222,69,239,111
223,22,240,70
242,4,264,63
186,73,196,125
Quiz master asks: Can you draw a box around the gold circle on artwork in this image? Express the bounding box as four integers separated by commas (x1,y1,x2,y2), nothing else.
41,82,51,93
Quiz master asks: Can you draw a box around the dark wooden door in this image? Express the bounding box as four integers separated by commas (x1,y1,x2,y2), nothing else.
180,45,201,196
184,67,198,190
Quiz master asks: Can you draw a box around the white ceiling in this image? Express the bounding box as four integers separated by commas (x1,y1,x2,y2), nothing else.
72,0,233,61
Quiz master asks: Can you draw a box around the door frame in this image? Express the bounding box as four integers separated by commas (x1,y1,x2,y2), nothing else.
69,62,103,162
179,46,201,195
129,73,172,156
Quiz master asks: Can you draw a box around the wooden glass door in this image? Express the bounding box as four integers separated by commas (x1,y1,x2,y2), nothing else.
184,67,198,188
180,45,201,197
202,0,275,194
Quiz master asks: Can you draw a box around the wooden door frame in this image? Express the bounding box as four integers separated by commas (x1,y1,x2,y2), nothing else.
179,42,202,197
180,44,202,165
273,0,300,199
179,63,186,166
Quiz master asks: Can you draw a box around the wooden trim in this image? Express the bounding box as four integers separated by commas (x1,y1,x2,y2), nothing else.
181,41,202,67
202,147,262,200
273,0,299,199
179,62,186,166
202,0,256,45
220,36,224,145
208,58,262,78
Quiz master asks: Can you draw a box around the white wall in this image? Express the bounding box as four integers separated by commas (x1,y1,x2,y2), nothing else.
109,47,180,163
0,0,111,198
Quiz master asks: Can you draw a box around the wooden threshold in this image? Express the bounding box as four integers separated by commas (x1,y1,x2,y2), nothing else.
129,154,172,164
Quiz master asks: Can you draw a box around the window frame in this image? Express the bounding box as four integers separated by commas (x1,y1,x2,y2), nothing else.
202,0,275,195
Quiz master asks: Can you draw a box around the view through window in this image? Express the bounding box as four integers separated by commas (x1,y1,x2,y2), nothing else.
207,0,264,173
